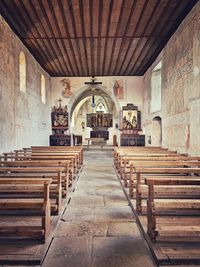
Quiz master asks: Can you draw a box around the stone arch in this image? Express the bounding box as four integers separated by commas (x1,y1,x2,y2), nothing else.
67,85,121,123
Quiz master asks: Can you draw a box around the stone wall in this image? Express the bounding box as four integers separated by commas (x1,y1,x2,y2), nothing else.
143,2,200,155
0,16,52,153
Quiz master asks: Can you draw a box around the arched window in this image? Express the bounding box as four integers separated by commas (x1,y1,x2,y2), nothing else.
41,74,46,104
19,51,26,92
150,61,162,113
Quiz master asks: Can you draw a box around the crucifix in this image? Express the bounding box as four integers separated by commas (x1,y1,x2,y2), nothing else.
58,98,62,108
84,76,102,87
85,76,102,110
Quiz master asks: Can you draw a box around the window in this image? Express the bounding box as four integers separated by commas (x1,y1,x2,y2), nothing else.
19,51,26,92
41,74,46,104
150,61,162,113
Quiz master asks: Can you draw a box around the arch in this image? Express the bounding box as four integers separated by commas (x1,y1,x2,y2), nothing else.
41,74,46,104
68,85,121,122
151,116,162,146
19,51,26,92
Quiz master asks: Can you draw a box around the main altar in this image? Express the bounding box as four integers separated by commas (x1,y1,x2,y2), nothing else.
86,111,113,140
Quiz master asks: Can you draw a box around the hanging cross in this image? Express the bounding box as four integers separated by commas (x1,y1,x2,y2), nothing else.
58,98,62,108
84,76,102,87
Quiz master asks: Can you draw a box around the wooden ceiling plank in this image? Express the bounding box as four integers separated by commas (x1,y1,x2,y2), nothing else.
117,38,140,74
0,1,27,39
134,0,160,36
29,0,65,74
109,37,123,74
108,0,124,37
112,0,137,75
102,0,114,75
97,0,103,75
107,0,125,75
67,0,85,76
131,38,161,75
37,0,67,75
120,0,161,73
100,0,111,37
21,0,60,74
86,38,92,75
99,38,106,76
1,0,57,74
92,0,99,37
117,0,136,37
89,0,95,76
79,0,89,76
104,38,114,75
93,38,98,75
133,0,182,74
138,0,195,73
25,38,55,74
47,0,74,76
58,0,80,76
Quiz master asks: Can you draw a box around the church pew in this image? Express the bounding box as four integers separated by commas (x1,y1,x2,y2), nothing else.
2,152,79,173
113,146,175,167
0,161,70,193
145,177,200,242
0,167,66,214
123,159,200,187
115,151,180,171
0,155,76,181
133,167,200,214
0,177,52,242
31,146,83,164
117,154,199,180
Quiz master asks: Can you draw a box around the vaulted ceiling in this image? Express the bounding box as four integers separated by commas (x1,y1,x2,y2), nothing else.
0,0,198,77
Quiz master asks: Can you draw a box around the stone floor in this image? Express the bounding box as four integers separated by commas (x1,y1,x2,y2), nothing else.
41,149,156,267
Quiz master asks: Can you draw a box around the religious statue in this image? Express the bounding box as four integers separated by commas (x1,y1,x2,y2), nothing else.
61,78,73,98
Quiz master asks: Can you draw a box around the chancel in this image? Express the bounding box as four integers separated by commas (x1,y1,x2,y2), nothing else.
0,1,200,266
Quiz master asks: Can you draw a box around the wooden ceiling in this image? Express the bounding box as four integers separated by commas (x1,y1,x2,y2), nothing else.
0,0,198,77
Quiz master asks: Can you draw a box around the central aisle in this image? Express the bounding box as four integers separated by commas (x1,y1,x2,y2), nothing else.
43,149,155,267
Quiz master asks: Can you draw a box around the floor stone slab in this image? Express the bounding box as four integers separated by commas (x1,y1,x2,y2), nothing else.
107,222,142,238
92,237,155,267
70,196,105,207
94,206,135,222
55,221,108,237
42,237,92,267
62,206,95,221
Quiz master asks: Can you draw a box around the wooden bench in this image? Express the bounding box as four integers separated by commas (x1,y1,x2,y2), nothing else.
0,167,66,214
145,177,200,242
124,159,200,187
118,156,197,181
0,154,76,180
31,146,83,165
133,167,200,214
0,177,52,242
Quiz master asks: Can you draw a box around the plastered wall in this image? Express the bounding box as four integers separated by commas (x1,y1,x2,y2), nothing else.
0,16,52,153
143,2,200,155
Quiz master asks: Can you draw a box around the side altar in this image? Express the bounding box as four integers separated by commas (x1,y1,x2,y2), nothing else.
120,104,145,146
49,99,71,146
